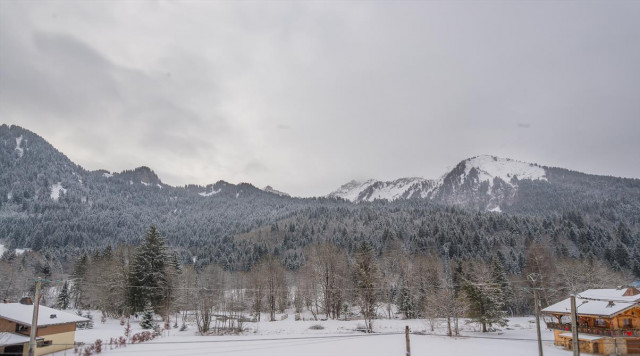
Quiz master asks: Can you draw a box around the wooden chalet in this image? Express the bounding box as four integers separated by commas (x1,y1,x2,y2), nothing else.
542,287,640,355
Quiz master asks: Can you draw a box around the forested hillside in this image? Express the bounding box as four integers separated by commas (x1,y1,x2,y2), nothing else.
1,124,639,276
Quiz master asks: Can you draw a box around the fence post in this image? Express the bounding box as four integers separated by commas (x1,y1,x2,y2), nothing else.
405,325,411,356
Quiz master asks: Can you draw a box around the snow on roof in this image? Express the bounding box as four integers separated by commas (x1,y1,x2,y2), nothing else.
0,332,30,346
558,332,605,341
0,303,88,327
580,288,640,302
542,288,640,318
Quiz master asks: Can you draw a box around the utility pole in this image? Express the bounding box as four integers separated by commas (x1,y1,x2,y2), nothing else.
28,277,42,356
570,295,580,356
527,274,544,356
405,325,411,356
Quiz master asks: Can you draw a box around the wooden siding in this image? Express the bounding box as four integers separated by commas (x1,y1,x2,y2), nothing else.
36,322,76,336
0,318,16,332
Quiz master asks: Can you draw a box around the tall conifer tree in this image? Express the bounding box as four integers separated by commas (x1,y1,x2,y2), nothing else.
128,226,170,314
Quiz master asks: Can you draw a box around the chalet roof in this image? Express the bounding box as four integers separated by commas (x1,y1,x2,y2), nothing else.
0,303,88,327
542,287,640,318
0,332,30,347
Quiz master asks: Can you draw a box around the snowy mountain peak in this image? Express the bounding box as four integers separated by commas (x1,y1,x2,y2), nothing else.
461,155,547,186
329,156,549,206
263,185,290,197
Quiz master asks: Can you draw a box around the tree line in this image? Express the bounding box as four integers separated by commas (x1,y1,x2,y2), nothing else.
3,226,630,335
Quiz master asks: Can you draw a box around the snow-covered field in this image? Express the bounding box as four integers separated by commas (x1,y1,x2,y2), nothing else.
58,312,571,356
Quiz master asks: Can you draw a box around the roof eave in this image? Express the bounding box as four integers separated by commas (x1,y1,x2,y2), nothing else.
0,316,89,327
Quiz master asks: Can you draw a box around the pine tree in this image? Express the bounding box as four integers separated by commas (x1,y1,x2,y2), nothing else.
70,254,88,308
76,310,86,329
463,261,508,332
85,312,94,329
56,280,70,310
140,302,156,330
396,275,415,319
128,226,170,315
490,256,513,315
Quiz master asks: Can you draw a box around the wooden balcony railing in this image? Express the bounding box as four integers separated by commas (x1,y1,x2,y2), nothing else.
546,322,640,337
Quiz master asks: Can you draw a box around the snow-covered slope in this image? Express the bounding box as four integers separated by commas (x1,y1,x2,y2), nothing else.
328,179,378,201
434,155,549,210
15,135,24,158
328,155,549,210
328,178,438,202
459,155,546,187
50,182,67,201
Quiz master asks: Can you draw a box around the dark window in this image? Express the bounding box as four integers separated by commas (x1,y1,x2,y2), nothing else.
3,344,24,354
37,339,52,347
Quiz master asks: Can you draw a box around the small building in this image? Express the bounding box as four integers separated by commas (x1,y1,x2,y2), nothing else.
0,332,30,356
0,301,88,356
542,287,640,355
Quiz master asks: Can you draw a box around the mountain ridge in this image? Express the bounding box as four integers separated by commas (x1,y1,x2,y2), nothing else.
1,124,639,273
3,124,640,212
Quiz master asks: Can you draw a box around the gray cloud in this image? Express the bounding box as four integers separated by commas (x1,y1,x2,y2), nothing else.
1,1,639,196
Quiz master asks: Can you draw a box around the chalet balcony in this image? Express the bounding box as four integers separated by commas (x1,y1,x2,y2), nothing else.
546,322,640,337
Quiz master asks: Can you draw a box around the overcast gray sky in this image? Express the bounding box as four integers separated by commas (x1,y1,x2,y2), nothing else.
1,1,639,196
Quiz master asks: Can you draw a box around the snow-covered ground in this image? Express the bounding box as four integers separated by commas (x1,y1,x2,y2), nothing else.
15,135,24,158
59,312,571,356
50,182,67,201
